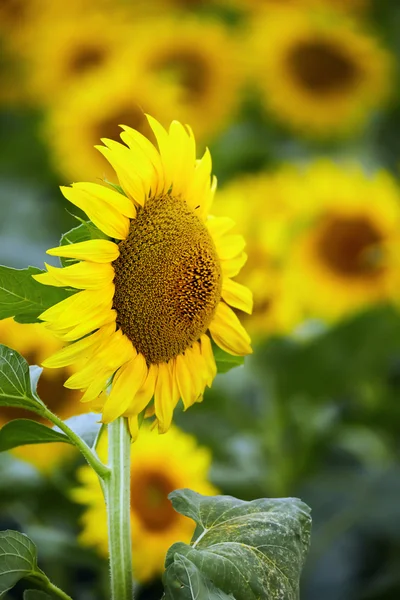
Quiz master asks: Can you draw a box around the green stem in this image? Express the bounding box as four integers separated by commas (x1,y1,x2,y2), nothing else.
42,408,110,480
28,574,73,600
105,417,134,600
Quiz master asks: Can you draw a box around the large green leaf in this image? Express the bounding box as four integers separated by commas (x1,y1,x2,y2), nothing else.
212,343,244,374
163,490,311,600
0,266,75,324
164,554,234,599
0,530,47,597
0,419,71,452
0,345,45,413
59,221,109,266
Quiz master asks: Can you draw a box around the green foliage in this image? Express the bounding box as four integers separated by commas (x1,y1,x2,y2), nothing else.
0,345,45,413
59,221,109,266
0,266,74,324
212,342,244,374
163,489,311,600
0,530,47,596
164,554,234,599
0,419,71,452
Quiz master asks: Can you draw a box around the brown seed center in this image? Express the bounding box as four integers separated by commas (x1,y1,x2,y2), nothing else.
316,215,384,278
287,38,361,96
68,45,107,75
112,195,222,364
131,470,178,532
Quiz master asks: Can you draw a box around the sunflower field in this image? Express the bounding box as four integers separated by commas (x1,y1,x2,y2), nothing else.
1,0,400,599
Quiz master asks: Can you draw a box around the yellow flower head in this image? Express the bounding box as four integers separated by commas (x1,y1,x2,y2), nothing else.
23,6,130,104
250,7,392,137
34,116,252,436
214,171,304,337
73,424,217,582
124,17,242,140
285,161,400,320
43,70,176,182
0,319,84,471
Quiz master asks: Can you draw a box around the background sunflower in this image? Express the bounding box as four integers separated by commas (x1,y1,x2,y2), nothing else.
2,0,400,599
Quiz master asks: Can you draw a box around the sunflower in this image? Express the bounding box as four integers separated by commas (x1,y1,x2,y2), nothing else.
22,6,130,104
34,117,252,436
43,70,176,182
250,7,391,137
73,424,216,582
284,161,400,320
123,17,242,140
0,319,85,471
214,171,303,337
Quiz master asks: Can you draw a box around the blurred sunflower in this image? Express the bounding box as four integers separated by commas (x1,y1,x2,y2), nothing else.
286,162,400,320
35,117,252,436
0,319,84,471
214,172,303,338
22,7,130,104
43,71,175,182
250,8,391,137
125,17,242,140
73,424,216,582
243,0,368,12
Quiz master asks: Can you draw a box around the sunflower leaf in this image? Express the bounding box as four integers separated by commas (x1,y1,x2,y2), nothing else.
59,221,110,267
0,265,75,324
0,530,48,597
0,419,72,452
0,346,46,413
163,490,311,600
163,554,234,599
212,343,244,374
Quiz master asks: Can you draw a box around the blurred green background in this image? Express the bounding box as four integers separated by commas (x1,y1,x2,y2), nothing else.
2,0,400,598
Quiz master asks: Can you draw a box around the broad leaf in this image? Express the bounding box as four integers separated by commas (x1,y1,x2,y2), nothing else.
0,346,45,413
164,554,234,599
0,266,75,324
58,413,103,448
0,530,47,596
212,343,244,374
163,490,311,600
0,419,71,452
24,591,52,599
59,221,109,266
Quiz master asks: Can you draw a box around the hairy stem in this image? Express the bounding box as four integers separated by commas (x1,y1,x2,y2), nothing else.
105,417,134,600
42,408,110,480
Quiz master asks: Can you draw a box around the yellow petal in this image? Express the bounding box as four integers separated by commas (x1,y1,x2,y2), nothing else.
47,240,120,263
41,287,114,333
183,343,205,404
146,114,173,191
222,278,253,314
168,121,196,197
200,334,217,387
154,362,175,433
215,234,246,261
61,185,131,240
97,141,147,206
102,353,148,423
185,148,212,219
209,302,252,356
120,127,164,197
38,262,114,290
206,216,235,239
221,252,248,278
125,362,158,417
175,353,196,409
42,323,115,368
128,416,139,441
